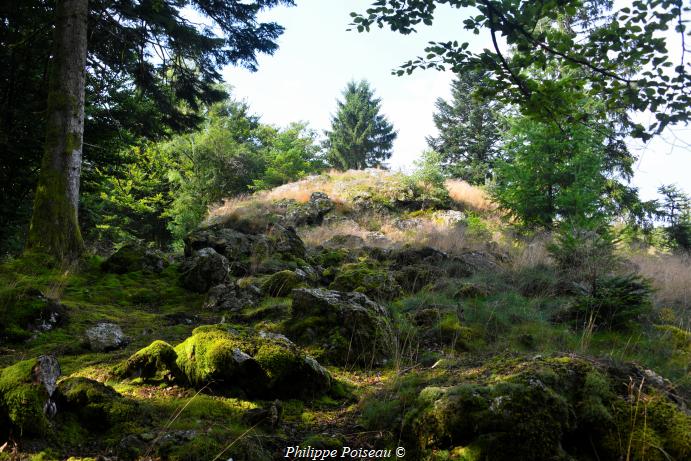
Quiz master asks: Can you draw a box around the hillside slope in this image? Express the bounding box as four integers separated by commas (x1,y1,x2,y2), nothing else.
1,170,689,461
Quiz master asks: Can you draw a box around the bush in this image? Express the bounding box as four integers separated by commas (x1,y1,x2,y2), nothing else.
566,274,653,331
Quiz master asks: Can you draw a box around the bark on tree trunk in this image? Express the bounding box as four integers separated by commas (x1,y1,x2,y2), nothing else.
27,0,88,261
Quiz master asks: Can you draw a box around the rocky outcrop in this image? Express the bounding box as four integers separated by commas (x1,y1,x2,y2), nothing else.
85,322,129,352
287,288,395,366
180,247,230,292
184,223,306,277
282,192,335,226
204,281,261,312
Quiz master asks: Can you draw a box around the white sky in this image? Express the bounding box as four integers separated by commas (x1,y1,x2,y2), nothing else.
222,0,690,200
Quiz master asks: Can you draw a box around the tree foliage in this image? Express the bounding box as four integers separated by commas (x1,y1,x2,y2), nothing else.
85,98,325,247
491,108,633,229
657,184,691,251
324,80,397,170
427,70,504,184
352,0,691,139
0,0,293,257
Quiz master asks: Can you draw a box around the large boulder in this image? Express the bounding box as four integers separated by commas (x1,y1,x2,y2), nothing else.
85,322,129,352
204,282,261,312
180,247,230,292
114,340,182,383
56,377,134,431
0,355,61,436
174,325,331,399
184,227,255,262
101,242,165,274
327,260,401,301
287,288,395,366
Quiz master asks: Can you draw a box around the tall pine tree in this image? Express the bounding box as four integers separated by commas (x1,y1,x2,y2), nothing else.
426,70,504,185
325,81,397,170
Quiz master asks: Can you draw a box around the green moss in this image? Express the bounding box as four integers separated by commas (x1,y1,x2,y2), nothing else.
174,328,262,393
314,248,351,268
653,324,691,350
27,162,84,261
0,359,50,436
115,340,181,383
173,326,330,399
300,434,345,450
57,377,135,431
329,259,401,300
261,270,301,297
361,355,691,461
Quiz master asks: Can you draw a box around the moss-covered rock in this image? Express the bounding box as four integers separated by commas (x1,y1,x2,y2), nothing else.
363,355,691,461
394,264,445,293
0,356,59,436
115,340,182,383
287,288,395,366
328,259,401,301
174,326,330,399
56,377,134,431
261,270,302,297
101,242,165,274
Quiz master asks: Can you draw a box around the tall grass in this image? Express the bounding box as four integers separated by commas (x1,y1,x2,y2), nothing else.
444,179,495,212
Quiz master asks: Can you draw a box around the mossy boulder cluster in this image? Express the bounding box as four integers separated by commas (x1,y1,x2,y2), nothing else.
117,325,331,400
362,356,691,461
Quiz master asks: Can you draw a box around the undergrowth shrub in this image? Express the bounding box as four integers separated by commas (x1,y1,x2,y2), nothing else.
568,274,653,331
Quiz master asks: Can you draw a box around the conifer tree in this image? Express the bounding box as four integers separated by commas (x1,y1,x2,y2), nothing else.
427,70,504,185
325,81,397,170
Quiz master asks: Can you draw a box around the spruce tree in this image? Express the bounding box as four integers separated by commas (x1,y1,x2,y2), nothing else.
325,81,397,170
427,70,504,185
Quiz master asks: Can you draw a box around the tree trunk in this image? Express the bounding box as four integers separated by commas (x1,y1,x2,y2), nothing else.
27,0,88,261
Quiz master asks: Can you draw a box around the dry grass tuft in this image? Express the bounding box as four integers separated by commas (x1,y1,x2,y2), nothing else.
507,233,553,270
629,252,691,314
445,179,495,212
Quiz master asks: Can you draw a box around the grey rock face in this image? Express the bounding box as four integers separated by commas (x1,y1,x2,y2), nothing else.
33,354,61,417
86,322,129,352
203,282,259,312
180,247,230,292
